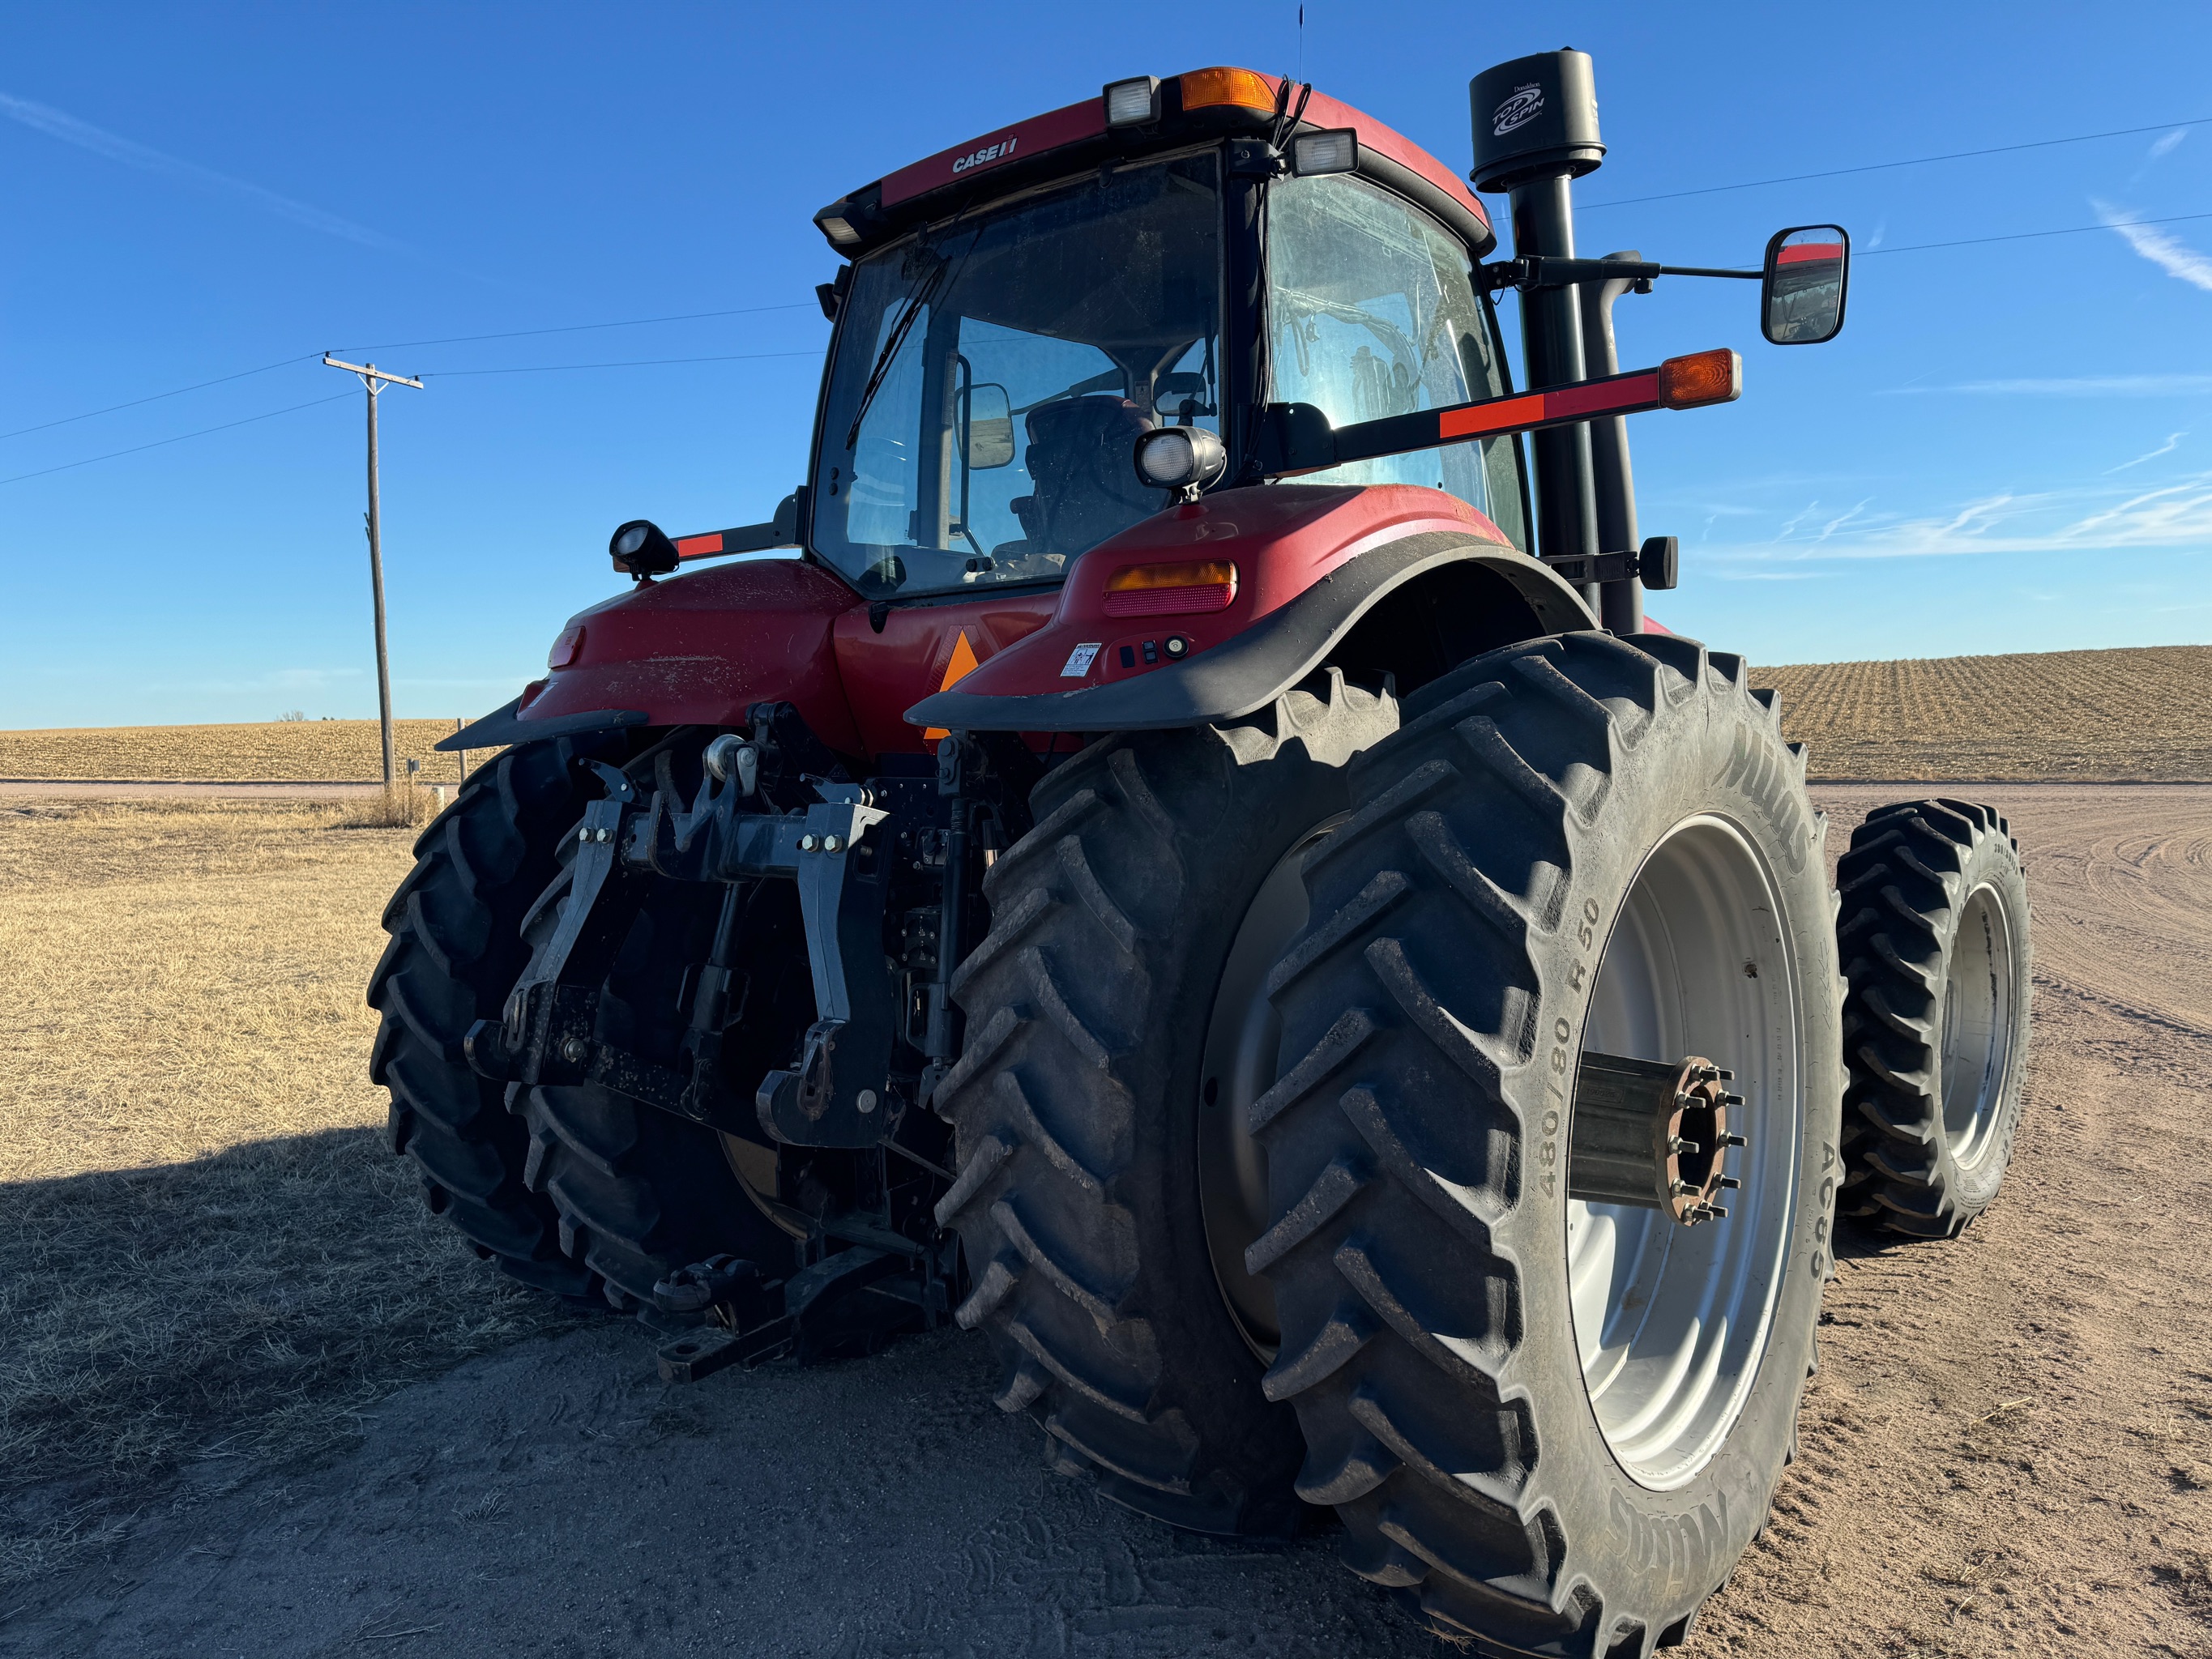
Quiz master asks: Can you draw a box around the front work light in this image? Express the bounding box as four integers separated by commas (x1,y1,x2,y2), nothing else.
1104,76,1160,126
1291,129,1358,176
1132,426,1227,498
610,518,680,577
815,214,860,248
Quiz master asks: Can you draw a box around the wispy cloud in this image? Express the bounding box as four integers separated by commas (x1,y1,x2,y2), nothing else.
0,92,406,253
1813,499,1872,543
1708,476,2212,562
2107,433,2185,473
2149,130,2190,162
1884,374,2212,396
2095,198,2212,292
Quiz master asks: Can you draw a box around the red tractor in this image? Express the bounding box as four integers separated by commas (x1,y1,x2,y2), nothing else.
372,51,2033,1655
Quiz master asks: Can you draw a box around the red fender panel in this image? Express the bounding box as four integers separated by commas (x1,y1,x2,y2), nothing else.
946,483,1513,700
519,558,869,757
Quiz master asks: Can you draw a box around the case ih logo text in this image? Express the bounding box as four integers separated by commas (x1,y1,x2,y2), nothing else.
951,136,1018,175
1493,83,1544,135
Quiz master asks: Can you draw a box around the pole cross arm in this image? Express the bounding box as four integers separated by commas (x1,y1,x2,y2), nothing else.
1254,348,1742,479
322,354,424,390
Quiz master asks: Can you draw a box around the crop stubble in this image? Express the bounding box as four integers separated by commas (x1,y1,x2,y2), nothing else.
1,644,2206,787
0,801,574,1586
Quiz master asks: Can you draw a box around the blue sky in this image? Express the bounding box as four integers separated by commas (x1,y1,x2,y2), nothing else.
2,1,2207,727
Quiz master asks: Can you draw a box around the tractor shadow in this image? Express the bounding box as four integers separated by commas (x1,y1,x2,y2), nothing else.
0,1129,1445,1658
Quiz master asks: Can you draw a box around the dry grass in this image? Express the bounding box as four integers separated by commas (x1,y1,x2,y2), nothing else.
0,802,577,1586
1754,643,2212,782
0,718,484,783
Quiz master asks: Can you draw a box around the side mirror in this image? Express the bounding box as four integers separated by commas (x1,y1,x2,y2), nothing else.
1762,225,1849,345
964,383,1016,469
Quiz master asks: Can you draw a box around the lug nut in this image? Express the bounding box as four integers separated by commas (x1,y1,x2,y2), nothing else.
1724,1132,1749,1148
561,1037,587,1064
1719,1175,1742,1190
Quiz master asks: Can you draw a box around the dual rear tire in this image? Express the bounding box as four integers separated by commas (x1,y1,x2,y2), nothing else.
949,632,1850,1654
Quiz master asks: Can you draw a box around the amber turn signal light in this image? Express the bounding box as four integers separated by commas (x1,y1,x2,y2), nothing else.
1178,67,1276,113
1103,559,1238,618
1657,348,1743,411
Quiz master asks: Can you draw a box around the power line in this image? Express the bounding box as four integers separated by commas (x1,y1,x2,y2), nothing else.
0,354,317,444
0,391,353,487
0,302,820,448
1582,116,2212,211
336,301,818,353
425,349,821,377
1863,209,2212,258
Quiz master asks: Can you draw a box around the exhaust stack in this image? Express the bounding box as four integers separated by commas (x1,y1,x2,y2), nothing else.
1470,51,1641,629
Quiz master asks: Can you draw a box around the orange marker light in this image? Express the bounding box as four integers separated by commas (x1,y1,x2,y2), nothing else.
1104,560,1237,617
1657,348,1743,411
1178,67,1276,114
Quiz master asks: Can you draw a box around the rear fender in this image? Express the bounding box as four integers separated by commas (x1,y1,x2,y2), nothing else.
444,558,869,756
905,484,1593,733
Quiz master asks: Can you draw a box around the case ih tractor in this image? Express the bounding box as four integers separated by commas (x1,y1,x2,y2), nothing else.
371,50,2033,1655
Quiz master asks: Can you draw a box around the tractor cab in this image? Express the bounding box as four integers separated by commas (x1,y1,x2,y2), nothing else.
806,72,1529,599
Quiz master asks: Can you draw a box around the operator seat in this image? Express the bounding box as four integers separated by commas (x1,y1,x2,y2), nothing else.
1006,396,1162,563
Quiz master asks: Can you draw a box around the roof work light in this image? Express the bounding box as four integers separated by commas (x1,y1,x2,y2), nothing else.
1291,129,1358,175
1103,76,1160,126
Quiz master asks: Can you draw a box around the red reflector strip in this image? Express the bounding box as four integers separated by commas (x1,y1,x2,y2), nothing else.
1102,584,1235,618
675,533,724,560
1436,373,1661,442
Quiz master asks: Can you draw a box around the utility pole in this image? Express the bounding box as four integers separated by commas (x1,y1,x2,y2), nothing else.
323,355,423,788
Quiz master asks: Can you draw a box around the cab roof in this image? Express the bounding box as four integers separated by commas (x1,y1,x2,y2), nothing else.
813,68,1496,262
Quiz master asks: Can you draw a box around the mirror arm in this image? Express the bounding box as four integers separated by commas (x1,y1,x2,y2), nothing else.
1483,256,1761,292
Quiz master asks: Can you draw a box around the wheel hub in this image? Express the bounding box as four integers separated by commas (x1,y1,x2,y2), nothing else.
1569,1052,1748,1225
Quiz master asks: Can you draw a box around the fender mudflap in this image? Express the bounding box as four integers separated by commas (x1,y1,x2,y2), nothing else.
904,531,1595,734
438,697,651,753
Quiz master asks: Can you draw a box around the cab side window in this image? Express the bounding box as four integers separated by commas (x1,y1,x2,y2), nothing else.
1266,173,1527,548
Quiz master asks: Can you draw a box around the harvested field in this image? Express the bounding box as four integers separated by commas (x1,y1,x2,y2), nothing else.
0,802,573,1588
5,643,2207,791
0,719,480,783
1756,644,2212,783
2,785,2208,1656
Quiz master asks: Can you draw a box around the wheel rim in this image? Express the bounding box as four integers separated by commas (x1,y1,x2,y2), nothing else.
1569,817,1803,1491
1941,883,2017,1171
1198,818,1345,1361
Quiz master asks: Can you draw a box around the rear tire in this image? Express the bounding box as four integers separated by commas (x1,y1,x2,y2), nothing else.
938,670,1399,1536
1252,633,1842,1654
1835,800,2032,1238
369,736,627,1298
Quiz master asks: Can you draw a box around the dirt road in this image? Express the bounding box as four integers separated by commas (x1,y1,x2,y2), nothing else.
5,784,2206,1657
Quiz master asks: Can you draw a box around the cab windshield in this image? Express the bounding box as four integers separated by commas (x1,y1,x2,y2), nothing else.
813,151,1223,597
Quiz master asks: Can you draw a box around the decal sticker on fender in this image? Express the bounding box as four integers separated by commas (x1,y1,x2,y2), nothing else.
1060,642,1102,677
